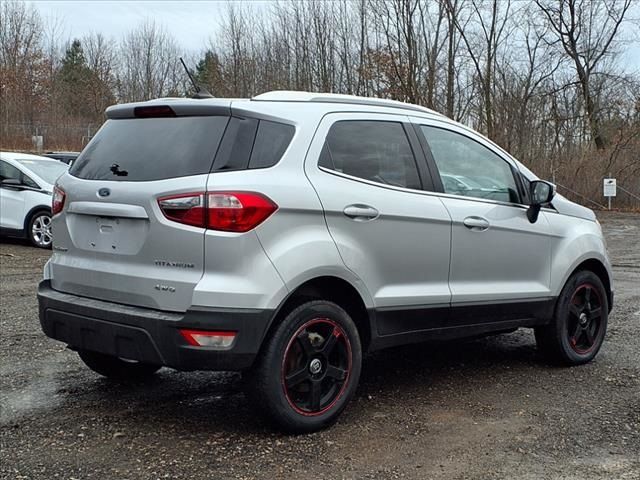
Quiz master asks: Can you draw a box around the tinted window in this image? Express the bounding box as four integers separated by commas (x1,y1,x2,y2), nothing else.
421,126,520,203
70,116,229,181
249,121,295,169
0,161,22,182
319,120,421,189
212,118,294,171
212,117,259,171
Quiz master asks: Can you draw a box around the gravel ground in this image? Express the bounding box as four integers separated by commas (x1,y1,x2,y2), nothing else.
1,211,638,480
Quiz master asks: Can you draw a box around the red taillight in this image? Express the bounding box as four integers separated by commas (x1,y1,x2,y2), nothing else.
52,185,65,215
158,191,277,232
207,192,277,232
158,193,205,227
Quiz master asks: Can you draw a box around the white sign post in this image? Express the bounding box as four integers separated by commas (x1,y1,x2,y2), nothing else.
603,178,616,210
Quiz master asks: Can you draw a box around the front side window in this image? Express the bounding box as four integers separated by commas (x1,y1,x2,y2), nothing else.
421,126,520,203
0,161,40,188
319,120,421,190
0,161,22,182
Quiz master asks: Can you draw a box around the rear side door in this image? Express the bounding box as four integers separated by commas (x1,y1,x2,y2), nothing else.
49,113,229,312
304,113,452,335
412,118,553,313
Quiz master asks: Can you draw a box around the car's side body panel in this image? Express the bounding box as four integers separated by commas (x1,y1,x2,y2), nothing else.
543,211,613,298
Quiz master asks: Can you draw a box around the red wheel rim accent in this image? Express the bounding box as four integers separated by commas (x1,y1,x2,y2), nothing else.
567,283,603,355
281,318,352,417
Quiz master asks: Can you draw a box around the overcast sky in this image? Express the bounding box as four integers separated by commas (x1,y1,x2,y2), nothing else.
32,0,640,73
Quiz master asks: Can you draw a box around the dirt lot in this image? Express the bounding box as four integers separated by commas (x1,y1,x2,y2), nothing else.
1,211,638,480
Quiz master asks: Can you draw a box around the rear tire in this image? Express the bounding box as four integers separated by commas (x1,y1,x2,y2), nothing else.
247,300,362,433
535,270,608,365
28,210,53,249
78,350,161,380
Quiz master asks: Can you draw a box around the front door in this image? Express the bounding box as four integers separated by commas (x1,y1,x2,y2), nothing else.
414,120,553,312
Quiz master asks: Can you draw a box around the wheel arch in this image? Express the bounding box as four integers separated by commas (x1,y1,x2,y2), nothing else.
264,275,373,352
23,204,51,231
569,258,613,311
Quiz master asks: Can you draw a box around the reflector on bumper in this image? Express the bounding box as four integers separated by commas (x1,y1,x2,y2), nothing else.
179,329,236,348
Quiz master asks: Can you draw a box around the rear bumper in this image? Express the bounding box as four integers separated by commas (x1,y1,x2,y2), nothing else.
38,280,273,371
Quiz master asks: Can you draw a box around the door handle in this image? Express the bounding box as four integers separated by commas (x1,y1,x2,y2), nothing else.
343,204,379,221
463,216,490,231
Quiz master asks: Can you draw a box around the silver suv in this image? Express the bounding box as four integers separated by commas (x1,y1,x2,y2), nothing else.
38,91,613,432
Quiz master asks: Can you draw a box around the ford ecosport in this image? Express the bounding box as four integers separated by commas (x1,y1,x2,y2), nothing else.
38,91,613,432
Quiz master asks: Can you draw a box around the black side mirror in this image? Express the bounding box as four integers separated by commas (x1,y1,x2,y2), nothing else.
527,180,555,223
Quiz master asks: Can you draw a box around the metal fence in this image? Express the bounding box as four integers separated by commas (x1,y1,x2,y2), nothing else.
1,123,99,152
555,179,639,211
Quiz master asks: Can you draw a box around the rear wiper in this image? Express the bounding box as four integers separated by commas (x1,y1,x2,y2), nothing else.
110,163,128,177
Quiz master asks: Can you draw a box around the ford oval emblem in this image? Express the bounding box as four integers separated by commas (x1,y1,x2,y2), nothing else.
98,188,110,198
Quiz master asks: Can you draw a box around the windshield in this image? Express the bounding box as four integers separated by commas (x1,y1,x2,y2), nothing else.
15,159,68,185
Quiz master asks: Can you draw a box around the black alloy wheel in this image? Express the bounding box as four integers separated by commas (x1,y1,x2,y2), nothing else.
281,317,352,416
248,300,362,433
535,270,608,365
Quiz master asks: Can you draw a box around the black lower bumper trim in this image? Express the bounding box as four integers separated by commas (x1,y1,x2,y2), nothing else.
38,280,273,371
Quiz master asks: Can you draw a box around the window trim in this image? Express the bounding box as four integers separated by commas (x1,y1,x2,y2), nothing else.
316,118,427,192
415,122,525,206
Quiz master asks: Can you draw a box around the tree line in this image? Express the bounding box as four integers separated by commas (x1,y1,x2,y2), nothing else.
1,0,638,206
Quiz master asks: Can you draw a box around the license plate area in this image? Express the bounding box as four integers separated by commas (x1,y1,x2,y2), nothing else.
66,214,149,255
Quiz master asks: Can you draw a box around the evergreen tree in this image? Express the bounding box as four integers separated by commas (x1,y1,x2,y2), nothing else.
57,39,92,118
194,50,225,96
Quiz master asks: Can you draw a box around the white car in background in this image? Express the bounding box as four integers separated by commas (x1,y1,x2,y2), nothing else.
0,152,69,248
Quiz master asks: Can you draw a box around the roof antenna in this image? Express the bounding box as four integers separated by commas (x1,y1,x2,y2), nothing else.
179,57,213,99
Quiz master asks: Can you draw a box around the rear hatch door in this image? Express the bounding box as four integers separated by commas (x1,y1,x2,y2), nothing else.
50,106,230,312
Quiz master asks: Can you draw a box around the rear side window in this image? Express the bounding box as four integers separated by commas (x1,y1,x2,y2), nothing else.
213,117,259,171
319,120,421,189
212,118,294,171
70,116,229,181
249,121,295,169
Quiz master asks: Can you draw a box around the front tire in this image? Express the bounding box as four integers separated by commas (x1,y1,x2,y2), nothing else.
78,350,161,380
535,270,608,365
28,210,53,249
248,300,362,433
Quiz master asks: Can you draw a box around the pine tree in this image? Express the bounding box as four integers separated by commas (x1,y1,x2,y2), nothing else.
195,51,225,96
57,39,92,118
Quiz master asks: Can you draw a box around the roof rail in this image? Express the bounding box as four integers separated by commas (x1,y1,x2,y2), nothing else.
252,91,442,116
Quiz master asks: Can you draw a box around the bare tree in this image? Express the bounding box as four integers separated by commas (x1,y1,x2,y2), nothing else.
119,20,181,101
448,0,513,140
0,0,47,131
536,0,633,150
83,33,118,118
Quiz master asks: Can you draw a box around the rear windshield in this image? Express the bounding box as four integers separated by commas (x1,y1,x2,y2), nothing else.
70,116,229,181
